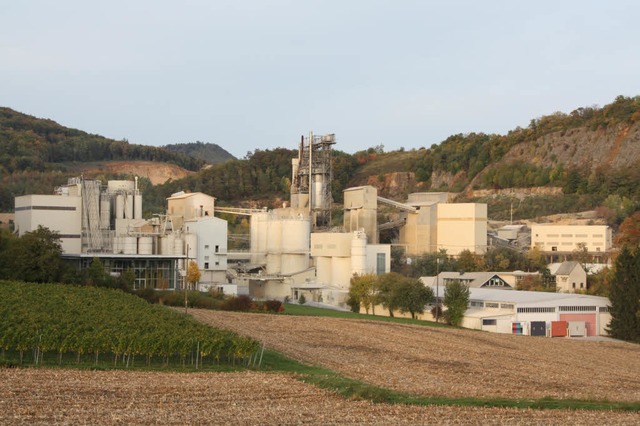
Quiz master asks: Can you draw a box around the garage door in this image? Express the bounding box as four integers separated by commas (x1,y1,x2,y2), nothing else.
559,313,596,336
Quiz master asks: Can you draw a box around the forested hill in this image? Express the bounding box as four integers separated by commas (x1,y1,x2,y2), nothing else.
0,107,205,173
162,141,236,164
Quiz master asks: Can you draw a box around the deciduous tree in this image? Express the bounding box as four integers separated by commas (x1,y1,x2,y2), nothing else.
443,281,470,327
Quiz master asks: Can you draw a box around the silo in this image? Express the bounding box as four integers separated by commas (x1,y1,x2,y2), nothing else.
266,253,281,275
115,194,124,219
267,217,282,253
138,236,153,255
112,236,121,253
185,233,198,259
134,194,143,219
316,256,332,285
122,236,137,254
313,174,326,209
280,253,308,275
351,230,367,276
100,193,111,229
126,194,134,219
250,212,268,264
281,218,310,253
331,256,351,289
173,237,184,255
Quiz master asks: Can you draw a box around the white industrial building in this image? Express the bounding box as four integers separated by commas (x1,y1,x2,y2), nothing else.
420,283,611,337
531,224,612,256
14,178,229,291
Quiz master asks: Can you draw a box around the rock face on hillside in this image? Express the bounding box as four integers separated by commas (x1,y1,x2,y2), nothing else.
83,161,192,185
501,121,640,171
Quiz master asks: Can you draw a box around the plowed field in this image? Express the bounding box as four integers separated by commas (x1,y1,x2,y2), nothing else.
189,310,640,402
2,369,638,425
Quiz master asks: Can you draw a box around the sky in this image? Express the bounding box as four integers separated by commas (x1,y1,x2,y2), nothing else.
2,1,640,159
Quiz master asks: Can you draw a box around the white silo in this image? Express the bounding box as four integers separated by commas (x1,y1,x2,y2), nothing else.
115,194,124,219
100,193,111,229
331,256,351,289
267,217,283,254
173,237,184,255
138,236,153,255
185,233,198,259
316,256,332,285
134,194,143,219
281,218,310,253
122,236,137,254
250,212,268,264
351,230,367,276
126,194,134,219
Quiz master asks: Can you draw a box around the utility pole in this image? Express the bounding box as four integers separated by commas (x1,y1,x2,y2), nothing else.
184,244,189,314
435,258,440,323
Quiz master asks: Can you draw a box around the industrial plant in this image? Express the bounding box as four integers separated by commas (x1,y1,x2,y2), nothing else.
13,131,494,308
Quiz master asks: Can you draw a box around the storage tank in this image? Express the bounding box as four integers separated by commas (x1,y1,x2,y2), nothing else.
115,194,124,219
266,253,282,275
250,212,268,264
126,194,134,219
316,256,332,285
122,236,137,254
173,237,184,255
331,256,351,288
99,193,111,229
266,218,283,253
351,230,367,276
138,236,153,255
281,253,308,275
112,236,121,253
134,194,143,219
281,218,310,252
185,233,198,259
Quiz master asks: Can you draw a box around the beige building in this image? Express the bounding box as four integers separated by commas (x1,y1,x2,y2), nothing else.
167,191,216,230
14,194,83,254
436,203,488,256
531,224,612,255
343,186,378,244
549,261,587,293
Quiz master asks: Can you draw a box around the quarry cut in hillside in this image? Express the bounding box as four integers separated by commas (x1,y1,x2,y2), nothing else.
70,161,193,185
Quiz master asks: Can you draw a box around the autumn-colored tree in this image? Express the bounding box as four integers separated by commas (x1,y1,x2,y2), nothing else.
186,260,201,291
615,211,640,248
348,273,379,315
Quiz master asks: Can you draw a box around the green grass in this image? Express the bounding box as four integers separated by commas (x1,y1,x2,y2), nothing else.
258,350,640,412
282,303,450,328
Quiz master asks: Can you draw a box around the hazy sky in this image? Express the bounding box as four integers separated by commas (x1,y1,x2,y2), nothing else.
2,1,639,158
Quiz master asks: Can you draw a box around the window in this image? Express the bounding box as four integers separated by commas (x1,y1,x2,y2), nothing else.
500,303,514,310
215,245,219,253
205,245,209,249
485,302,499,308
572,283,576,288
552,246,557,251
470,301,484,308
517,307,555,313
482,319,497,326
376,253,386,275
559,306,597,312
204,262,209,269
215,261,219,266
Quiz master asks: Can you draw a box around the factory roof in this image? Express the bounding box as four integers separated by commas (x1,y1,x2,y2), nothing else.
167,191,215,200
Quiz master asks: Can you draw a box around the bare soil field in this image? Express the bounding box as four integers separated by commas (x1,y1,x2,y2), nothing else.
189,310,640,403
2,369,638,425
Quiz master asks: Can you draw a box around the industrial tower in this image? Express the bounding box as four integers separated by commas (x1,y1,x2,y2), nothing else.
290,132,335,229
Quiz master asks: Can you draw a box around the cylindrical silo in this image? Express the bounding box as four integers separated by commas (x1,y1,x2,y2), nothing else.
316,256,332,285
250,212,268,264
281,253,308,275
122,236,137,254
266,253,281,275
138,236,153,255
173,237,184,255
126,194,134,219
281,218,310,253
100,193,111,229
331,256,351,289
115,194,124,219
112,236,121,253
351,230,367,276
185,233,198,259
267,218,282,254
134,194,143,219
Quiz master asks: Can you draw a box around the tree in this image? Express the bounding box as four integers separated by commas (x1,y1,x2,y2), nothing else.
377,272,404,317
84,257,113,287
12,226,65,283
443,281,470,327
349,273,379,315
395,278,434,319
186,260,201,291
615,211,640,248
607,246,640,341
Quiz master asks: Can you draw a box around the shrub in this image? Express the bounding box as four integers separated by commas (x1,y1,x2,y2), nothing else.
264,299,284,313
298,294,306,305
